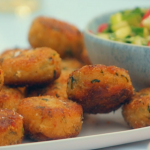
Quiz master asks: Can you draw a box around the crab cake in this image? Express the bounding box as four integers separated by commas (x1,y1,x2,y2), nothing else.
27,58,83,98
0,86,24,111
17,96,83,141
28,16,84,58
0,109,23,146
0,47,61,87
67,64,134,114
122,87,150,129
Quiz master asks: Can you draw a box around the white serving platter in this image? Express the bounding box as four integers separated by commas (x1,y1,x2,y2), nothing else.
1,108,150,150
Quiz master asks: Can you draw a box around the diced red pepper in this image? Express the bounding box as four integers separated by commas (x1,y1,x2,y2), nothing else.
141,9,150,26
142,9,150,20
97,23,108,33
147,40,150,46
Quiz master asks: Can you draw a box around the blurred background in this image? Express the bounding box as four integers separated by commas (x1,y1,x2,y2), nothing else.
0,0,149,51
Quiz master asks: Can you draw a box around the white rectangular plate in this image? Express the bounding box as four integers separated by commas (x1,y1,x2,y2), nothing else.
1,108,150,150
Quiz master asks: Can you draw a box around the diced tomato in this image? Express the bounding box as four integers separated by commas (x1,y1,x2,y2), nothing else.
142,9,150,20
97,23,108,32
147,40,150,46
141,9,150,26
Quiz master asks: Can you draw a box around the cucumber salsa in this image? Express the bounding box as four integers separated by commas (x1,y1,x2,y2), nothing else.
96,7,150,46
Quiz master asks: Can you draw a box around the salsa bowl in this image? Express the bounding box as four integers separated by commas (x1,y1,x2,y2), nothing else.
83,10,150,91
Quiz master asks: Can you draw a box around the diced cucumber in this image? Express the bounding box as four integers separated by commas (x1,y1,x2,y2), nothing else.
132,36,147,46
144,28,149,38
115,26,131,39
110,13,123,25
131,27,149,38
97,33,109,39
111,21,128,31
123,12,142,27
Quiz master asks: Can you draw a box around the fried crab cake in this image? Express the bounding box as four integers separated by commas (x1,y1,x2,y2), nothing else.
0,86,24,111
122,87,150,129
0,109,23,146
67,64,134,114
0,47,61,87
27,58,83,98
28,16,84,58
17,96,83,141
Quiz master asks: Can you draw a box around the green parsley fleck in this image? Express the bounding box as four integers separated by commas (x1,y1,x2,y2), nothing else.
121,74,129,82
148,105,150,113
91,79,100,83
41,98,49,101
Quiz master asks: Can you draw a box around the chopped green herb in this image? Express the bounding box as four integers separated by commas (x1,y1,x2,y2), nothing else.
41,98,49,101
101,70,104,73
116,72,118,76
53,53,56,56
53,70,56,78
55,93,59,97
63,67,67,70
36,106,45,109
65,49,73,57
10,131,17,134
148,105,150,113
70,76,76,89
48,57,52,61
121,74,129,82
91,79,100,83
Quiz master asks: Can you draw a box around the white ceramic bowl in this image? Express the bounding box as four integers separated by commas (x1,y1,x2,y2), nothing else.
83,11,150,91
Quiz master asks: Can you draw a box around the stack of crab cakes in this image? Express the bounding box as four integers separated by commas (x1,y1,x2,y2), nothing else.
0,29,85,144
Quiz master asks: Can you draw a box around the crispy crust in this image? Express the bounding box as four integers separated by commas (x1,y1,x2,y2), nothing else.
67,64,134,114
122,87,150,129
28,16,84,58
17,96,83,141
0,47,61,87
0,86,24,111
0,109,23,146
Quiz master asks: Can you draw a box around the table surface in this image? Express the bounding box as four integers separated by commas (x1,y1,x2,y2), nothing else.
0,0,150,149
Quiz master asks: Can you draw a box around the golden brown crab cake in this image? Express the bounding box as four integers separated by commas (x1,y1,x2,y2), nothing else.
0,47,61,87
122,87,150,129
0,109,23,146
28,16,84,58
27,58,83,98
17,96,83,141
67,64,134,114
0,86,24,111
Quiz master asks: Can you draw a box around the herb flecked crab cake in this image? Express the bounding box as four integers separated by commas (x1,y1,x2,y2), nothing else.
0,109,23,146
28,16,84,58
0,47,61,87
122,87,150,129
17,96,83,141
67,64,134,114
